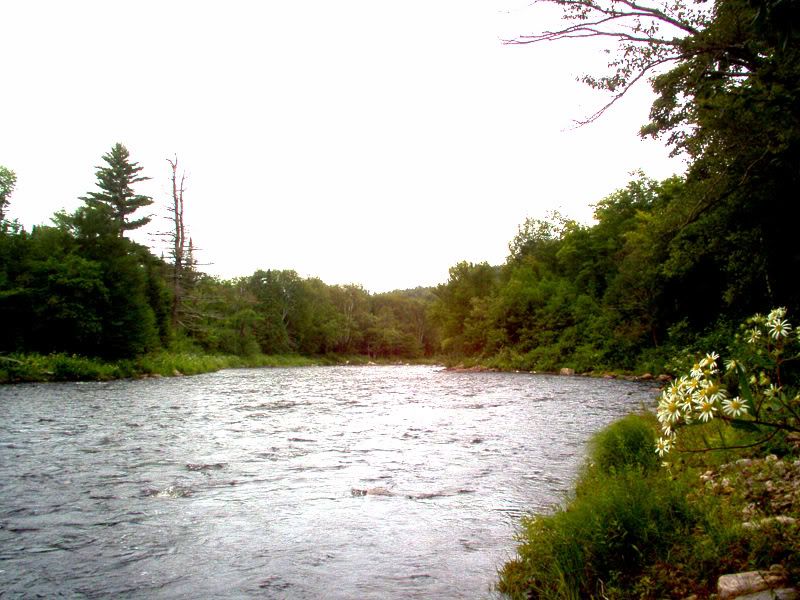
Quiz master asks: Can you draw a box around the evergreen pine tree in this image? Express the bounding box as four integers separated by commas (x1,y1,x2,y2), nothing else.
81,143,153,237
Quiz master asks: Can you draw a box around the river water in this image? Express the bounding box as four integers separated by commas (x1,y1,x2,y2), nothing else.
0,366,657,598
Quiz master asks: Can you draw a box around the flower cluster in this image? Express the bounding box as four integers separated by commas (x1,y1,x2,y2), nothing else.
655,353,737,455
741,307,793,346
655,308,797,457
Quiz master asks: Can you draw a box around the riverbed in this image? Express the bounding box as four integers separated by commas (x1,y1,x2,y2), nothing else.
0,365,657,598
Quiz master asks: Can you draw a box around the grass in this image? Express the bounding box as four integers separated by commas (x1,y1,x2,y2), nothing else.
497,413,800,599
0,351,443,383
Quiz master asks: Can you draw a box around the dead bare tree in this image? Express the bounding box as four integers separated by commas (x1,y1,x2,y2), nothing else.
166,156,188,329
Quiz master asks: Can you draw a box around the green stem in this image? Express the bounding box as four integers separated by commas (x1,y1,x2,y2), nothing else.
676,427,780,453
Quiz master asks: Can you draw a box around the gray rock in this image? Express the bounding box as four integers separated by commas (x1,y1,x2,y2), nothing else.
351,486,394,497
742,516,797,530
718,567,788,599
732,589,797,600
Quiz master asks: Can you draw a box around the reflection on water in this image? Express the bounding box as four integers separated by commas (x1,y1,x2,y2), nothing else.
0,366,657,598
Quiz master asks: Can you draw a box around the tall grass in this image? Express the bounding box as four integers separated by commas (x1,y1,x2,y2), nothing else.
0,350,442,383
0,351,320,383
0,353,124,382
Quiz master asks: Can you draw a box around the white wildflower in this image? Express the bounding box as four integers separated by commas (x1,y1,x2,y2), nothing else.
721,396,748,418
655,437,672,457
768,318,791,340
697,398,717,422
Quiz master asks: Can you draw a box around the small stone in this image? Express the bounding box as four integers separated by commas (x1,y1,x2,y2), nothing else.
766,454,779,463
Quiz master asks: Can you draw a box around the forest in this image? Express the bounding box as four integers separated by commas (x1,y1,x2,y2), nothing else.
0,146,440,369
0,0,798,380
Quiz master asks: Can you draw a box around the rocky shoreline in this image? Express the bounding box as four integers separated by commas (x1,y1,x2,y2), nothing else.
445,363,672,383
687,448,800,599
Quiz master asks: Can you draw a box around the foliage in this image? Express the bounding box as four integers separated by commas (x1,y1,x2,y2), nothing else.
428,175,701,373
429,261,498,356
177,271,439,360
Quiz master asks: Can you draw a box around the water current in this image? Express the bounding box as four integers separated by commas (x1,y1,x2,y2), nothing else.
0,365,659,598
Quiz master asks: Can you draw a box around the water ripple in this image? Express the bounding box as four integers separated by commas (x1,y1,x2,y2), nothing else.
0,366,656,599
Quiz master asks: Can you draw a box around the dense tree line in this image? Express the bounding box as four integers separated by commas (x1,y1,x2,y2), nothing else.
176,272,439,358
0,147,440,361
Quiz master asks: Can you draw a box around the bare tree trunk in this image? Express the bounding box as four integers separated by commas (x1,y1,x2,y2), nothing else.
167,156,187,329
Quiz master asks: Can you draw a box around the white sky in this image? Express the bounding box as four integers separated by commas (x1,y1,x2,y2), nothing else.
1,0,684,293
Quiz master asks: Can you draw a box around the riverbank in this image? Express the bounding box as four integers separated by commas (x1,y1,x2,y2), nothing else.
0,348,666,385
0,352,443,384
497,414,800,599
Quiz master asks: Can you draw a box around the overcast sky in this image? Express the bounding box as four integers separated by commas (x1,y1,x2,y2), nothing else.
1,0,684,292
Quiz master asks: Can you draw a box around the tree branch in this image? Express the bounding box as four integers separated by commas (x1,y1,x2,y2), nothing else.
574,55,678,125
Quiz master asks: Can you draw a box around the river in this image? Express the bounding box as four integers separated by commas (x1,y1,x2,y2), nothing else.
0,365,657,598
